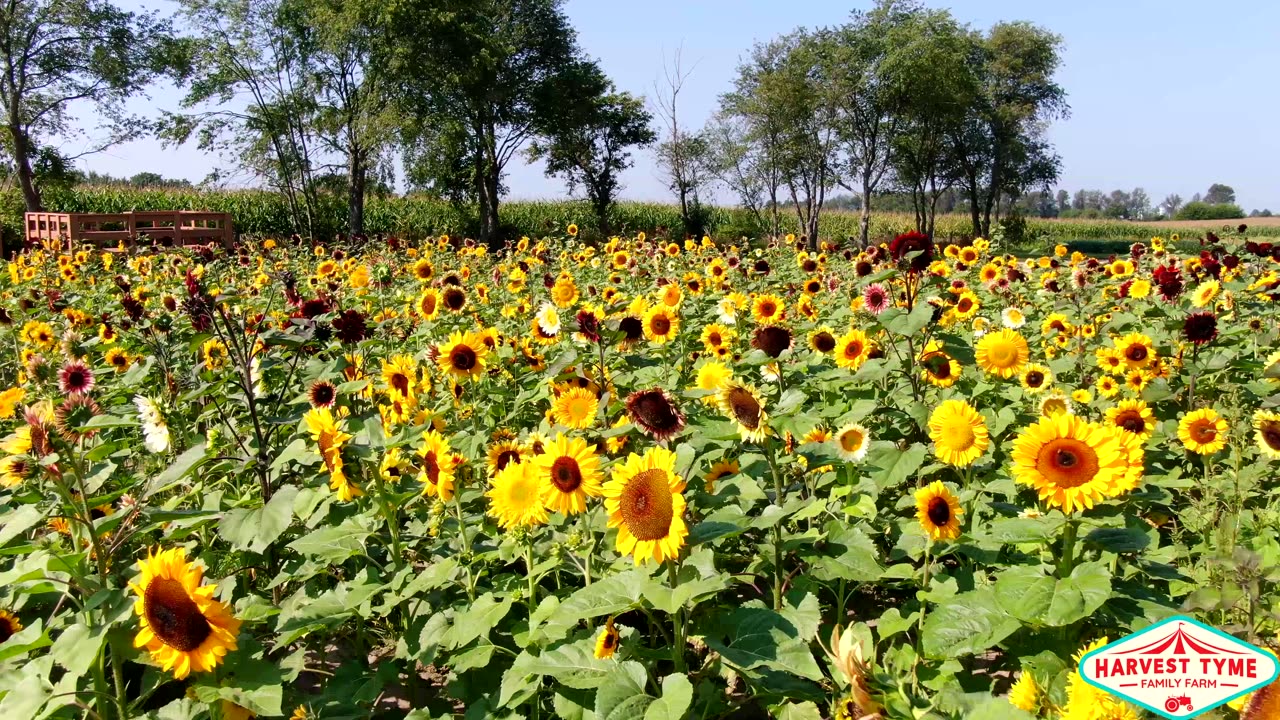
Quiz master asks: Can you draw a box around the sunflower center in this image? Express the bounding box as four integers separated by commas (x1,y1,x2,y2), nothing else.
1035,438,1100,489
1025,371,1044,387
1262,422,1280,451
632,392,681,433
759,301,776,317
1117,412,1145,434
708,331,722,346
727,388,763,429
813,332,835,353
424,450,441,484
144,577,212,652
958,299,973,313
940,421,976,450
390,372,410,395
550,456,583,493
1190,421,1217,444
988,343,1017,367
620,469,674,541
926,496,952,527
620,317,643,340
1125,345,1148,362
840,429,865,452
495,450,520,472
450,345,477,371
844,340,864,359
650,316,671,335
0,616,15,643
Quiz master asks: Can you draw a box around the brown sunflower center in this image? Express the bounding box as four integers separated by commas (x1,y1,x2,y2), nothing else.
957,298,973,313
1125,345,1148,362
424,450,441,484
495,450,520,472
1190,421,1217,444
1035,438,1100,489
726,388,763,429
1262,422,1280,451
602,630,618,650
444,289,466,310
753,326,791,358
1025,370,1044,387
813,332,835,353
926,496,952,527
649,316,671,335
620,317,643,341
620,469,674,541
1116,411,1145,434
550,456,583,493
144,577,212,652
450,345,477,371
759,301,776,317
707,331,723,346
0,616,16,643
923,353,952,379
844,340,864,359
390,372,410,395
630,391,681,434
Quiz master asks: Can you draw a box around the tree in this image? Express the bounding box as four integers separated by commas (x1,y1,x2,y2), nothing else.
705,111,783,237
654,47,713,240
1056,189,1069,214
0,0,185,211
822,1,909,247
388,0,602,246
528,87,655,236
1161,193,1183,218
1204,183,1236,205
950,20,1067,238
163,0,324,238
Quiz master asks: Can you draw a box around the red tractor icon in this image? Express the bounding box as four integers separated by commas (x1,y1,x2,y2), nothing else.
1165,695,1193,712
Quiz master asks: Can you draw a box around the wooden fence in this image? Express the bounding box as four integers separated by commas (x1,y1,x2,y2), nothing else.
24,212,235,250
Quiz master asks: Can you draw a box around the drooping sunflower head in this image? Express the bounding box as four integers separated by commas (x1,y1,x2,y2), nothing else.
703,458,739,493
1178,408,1228,455
594,617,620,659
918,342,960,388
928,399,989,467
625,388,685,442
603,447,688,565
915,481,963,541
534,433,603,515
717,381,769,443
975,329,1029,379
130,547,241,680
1011,414,1141,514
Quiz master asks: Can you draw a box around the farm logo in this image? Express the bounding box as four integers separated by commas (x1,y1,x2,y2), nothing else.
1079,615,1279,718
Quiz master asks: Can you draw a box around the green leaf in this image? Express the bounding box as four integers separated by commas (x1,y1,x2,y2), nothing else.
876,608,919,640
0,505,42,548
146,445,207,496
706,603,823,681
593,661,652,720
868,443,927,491
442,594,512,650
810,521,883,582
539,569,648,643
287,518,371,563
50,624,106,679
922,587,1021,659
644,674,692,720
218,485,298,553
1085,527,1150,554
82,414,135,429
772,701,822,720
994,562,1112,627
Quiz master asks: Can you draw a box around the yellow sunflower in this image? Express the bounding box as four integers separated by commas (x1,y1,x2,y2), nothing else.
534,433,603,514
487,441,526,476
751,294,784,324
834,329,872,371
1008,673,1040,713
717,381,769,443
694,360,734,404
487,460,548,529
1105,399,1155,442
603,447,688,565
974,329,1029,379
703,458,739,492
201,338,229,371
1019,364,1053,394
417,430,456,501
130,547,240,680
303,408,360,501
381,355,418,400
436,331,489,381
552,274,580,308
918,341,960,388
915,481,963,541
1190,279,1220,308
1114,333,1155,369
1178,408,1228,454
699,323,735,353
416,289,441,320
642,305,680,344
0,608,22,642
594,617,620,659
1011,414,1139,513
1255,410,1280,459
551,387,598,429
928,400,989,467
832,422,870,462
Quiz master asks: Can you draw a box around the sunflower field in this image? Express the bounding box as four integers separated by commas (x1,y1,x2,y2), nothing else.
1,229,1279,720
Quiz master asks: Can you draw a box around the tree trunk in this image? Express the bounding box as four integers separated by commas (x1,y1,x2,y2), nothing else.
859,182,872,249
479,168,501,248
8,119,41,212
966,172,982,240
348,148,366,236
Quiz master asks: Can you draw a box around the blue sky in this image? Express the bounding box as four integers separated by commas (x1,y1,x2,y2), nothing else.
83,0,1280,210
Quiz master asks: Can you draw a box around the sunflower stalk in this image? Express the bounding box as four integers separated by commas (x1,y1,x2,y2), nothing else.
667,561,686,673
765,440,786,611
1058,517,1079,578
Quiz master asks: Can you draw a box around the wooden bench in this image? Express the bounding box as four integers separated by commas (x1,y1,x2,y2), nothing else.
25,211,235,251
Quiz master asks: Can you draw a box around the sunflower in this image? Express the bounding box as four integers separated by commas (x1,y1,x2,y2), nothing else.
201,338,229,371
657,282,683,308
975,329,1029,378
832,423,870,462
0,455,30,487
750,294,784,324
1008,673,1040,714
694,360,733,404
1039,391,1073,417
130,547,240,680
381,355,417,400
625,388,685,441
566,223,578,237
304,408,360,501
487,440,525,476
1114,333,1155,369
551,387,598,429
0,609,21,643
703,458,739,492
918,341,960,388
1178,408,1228,455
417,430,456,501
1011,414,1140,513
915,481,963,541
437,331,489,381
808,327,837,354
1019,364,1053,394
717,381,769,443
834,329,872,370
551,274,580,308
1190,279,1220,308
1255,410,1280,460
594,618,620,659
1105,399,1155,441
603,447,688,565
926,400,988,467
642,306,680,344
105,346,132,373
1096,375,1120,399
534,433,602,514
699,323,735,353
487,460,548,529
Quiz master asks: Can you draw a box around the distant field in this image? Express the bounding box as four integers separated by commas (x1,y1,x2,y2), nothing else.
1134,216,1277,229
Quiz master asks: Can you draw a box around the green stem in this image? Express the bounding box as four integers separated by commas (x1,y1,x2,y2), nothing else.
765,443,785,611
454,491,476,602
525,541,537,617
668,562,686,673
918,542,932,635
1058,517,1079,578
110,637,129,720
